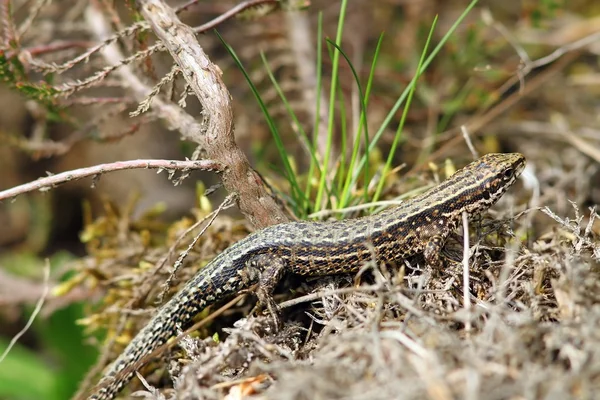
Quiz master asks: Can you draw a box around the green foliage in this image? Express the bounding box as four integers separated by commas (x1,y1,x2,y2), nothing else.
0,52,64,120
230,1,480,219
371,16,437,207
0,253,97,399
216,1,481,218
327,35,382,207
0,338,61,400
313,0,349,212
259,51,321,214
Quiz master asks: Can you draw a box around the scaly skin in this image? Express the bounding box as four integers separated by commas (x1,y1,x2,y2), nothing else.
89,153,526,399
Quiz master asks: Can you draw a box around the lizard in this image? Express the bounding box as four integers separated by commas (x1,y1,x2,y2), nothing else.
88,152,526,399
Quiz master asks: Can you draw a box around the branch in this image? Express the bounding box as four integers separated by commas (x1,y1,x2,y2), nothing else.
135,0,290,228
0,159,223,201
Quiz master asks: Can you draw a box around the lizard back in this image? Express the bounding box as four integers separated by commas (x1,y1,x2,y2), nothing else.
89,152,525,399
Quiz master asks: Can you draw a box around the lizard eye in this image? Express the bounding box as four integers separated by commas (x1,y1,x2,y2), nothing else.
503,168,514,180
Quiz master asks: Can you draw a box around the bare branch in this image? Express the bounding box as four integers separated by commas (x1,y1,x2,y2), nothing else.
49,21,151,74
189,0,279,33
136,0,290,228
0,0,17,49
56,43,163,96
0,159,224,201
157,193,237,302
16,0,50,38
84,4,203,144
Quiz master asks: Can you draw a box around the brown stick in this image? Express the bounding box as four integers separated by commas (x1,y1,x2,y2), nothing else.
136,0,290,228
0,159,223,201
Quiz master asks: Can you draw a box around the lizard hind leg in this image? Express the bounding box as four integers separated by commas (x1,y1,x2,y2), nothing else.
246,253,287,330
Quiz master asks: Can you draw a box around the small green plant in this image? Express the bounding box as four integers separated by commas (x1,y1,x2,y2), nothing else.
220,0,479,219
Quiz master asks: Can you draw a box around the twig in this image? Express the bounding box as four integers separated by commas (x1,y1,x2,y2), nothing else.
461,211,471,334
157,193,237,302
414,51,578,172
482,8,600,94
0,159,224,201
0,259,50,363
16,0,50,38
460,125,478,159
134,371,165,400
144,196,236,299
278,284,387,309
0,0,18,49
189,0,278,33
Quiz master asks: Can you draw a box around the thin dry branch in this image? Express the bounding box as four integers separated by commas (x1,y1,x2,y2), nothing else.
0,159,223,201
157,193,237,302
189,0,279,32
0,260,50,363
0,0,17,49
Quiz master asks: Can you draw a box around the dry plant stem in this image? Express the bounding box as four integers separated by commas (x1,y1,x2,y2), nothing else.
461,211,471,334
189,0,278,32
147,196,236,302
483,9,600,85
0,260,50,363
157,193,237,303
137,0,290,228
278,284,387,309
0,159,223,201
0,0,17,49
460,126,479,159
84,2,287,228
84,3,201,143
16,0,51,38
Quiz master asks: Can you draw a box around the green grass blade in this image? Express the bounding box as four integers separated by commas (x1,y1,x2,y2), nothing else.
335,80,347,199
314,0,349,212
305,12,325,211
259,51,319,216
372,15,439,205
215,30,304,209
331,33,384,209
347,0,479,199
359,33,384,204
325,39,368,203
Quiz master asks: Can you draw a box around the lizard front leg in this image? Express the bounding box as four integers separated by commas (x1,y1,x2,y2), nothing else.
423,233,483,293
242,253,287,329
